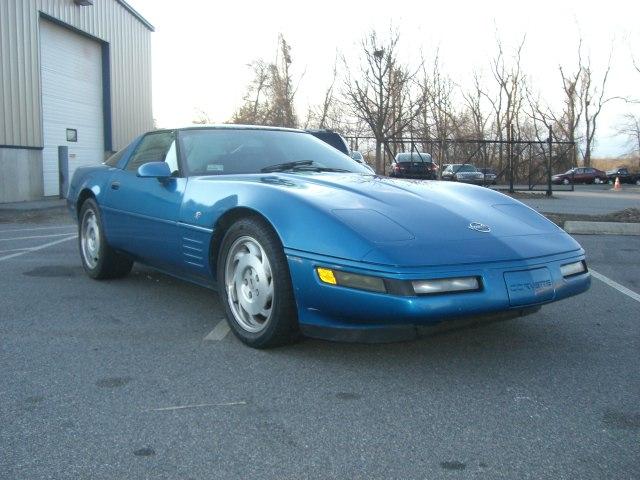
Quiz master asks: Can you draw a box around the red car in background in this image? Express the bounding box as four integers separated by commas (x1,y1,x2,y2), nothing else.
552,167,608,185
389,152,437,180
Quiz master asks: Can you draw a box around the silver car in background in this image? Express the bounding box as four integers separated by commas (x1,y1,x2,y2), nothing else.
442,164,485,184
350,151,375,173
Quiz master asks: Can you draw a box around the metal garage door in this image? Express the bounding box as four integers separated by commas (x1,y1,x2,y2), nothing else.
40,20,104,197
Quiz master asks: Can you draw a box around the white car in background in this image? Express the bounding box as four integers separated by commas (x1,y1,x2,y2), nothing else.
350,151,375,173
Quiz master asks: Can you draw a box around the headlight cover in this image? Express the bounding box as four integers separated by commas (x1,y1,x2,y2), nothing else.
412,277,481,295
560,261,587,277
317,268,482,296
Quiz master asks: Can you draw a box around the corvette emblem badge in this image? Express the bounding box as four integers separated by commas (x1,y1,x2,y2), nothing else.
468,222,491,233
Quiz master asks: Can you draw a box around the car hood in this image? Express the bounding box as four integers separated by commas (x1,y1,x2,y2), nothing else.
269,173,582,267
191,173,582,267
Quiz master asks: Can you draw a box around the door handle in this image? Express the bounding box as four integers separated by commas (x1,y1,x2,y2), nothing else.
111,181,120,190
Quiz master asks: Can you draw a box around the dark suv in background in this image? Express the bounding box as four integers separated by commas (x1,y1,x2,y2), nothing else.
390,152,437,179
306,129,350,155
606,167,640,185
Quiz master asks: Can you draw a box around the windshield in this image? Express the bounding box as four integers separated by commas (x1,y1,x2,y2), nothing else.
178,129,370,176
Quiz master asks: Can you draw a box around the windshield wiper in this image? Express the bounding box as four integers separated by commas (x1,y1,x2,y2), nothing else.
291,166,351,173
261,160,351,174
261,160,313,173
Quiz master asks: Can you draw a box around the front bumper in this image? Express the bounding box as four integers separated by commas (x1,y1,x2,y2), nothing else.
286,249,590,342
456,176,486,185
390,172,436,180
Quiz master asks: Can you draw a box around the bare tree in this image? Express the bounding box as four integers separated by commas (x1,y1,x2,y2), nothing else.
624,49,640,104
616,113,640,165
231,60,271,125
492,35,526,137
268,34,298,127
192,108,213,125
461,71,490,140
478,34,527,172
580,52,613,166
415,51,459,142
555,44,585,165
231,35,299,127
317,58,338,129
343,30,424,174
305,56,343,130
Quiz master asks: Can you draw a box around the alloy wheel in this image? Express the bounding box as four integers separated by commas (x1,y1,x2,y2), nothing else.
224,235,274,333
80,209,100,269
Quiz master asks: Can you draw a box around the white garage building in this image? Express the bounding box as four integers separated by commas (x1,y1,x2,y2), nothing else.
0,0,154,203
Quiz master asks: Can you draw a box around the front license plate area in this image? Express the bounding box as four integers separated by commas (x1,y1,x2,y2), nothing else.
504,267,555,306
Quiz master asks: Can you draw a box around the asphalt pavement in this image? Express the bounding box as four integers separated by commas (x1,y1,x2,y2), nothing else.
0,217,639,479
491,184,640,215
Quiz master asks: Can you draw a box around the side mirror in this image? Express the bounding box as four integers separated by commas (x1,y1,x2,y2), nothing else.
137,161,171,179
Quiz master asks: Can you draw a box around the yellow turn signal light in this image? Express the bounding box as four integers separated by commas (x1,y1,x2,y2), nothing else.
316,267,387,293
316,267,337,285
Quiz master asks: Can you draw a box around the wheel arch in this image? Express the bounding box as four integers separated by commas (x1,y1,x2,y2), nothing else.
208,206,281,274
76,188,96,218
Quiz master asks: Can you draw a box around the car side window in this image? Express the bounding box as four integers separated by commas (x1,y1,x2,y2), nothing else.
126,131,176,173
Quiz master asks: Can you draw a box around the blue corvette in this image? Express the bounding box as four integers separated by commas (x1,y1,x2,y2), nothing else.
68,125,591,348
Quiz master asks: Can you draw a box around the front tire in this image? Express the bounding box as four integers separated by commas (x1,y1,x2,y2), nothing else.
562,178,570,185
78,198,133,279
217,216,299,348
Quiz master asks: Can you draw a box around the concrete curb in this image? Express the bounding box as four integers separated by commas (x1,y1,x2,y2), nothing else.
0,199,66,212
564,221,640,236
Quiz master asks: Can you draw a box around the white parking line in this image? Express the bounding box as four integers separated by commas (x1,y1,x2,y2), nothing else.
0,225,75,234
146,401,247,412
0,247,34,254
203,319,231,341
590,269,640,303
0,235,77,262
0,232,77,242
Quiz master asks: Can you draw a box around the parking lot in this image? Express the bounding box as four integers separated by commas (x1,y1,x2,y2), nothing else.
1,214,639,479
511,184,640,215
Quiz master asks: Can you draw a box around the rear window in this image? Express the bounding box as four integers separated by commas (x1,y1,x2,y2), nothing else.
454,165,477,172
396,152,432,163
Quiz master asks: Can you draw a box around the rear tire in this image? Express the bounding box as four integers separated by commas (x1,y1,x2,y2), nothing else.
217,216,299,348
78,198,133,279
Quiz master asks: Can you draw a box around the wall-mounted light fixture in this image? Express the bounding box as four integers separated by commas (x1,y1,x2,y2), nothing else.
74,0,94,6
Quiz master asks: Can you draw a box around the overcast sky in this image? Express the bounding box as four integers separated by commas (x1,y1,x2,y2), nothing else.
127,0,639,157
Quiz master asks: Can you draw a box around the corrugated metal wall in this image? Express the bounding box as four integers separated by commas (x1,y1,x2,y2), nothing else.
0,0,153,151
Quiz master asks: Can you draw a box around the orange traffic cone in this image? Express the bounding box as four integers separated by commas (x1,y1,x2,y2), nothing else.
614,177,622,191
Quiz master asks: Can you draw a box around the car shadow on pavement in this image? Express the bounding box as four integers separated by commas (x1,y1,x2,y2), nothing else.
80,264,590,377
